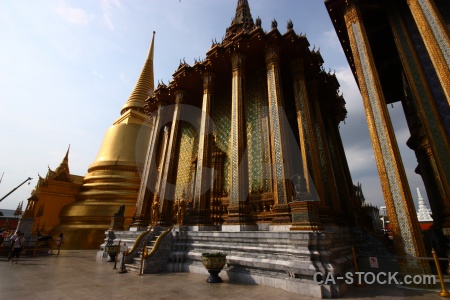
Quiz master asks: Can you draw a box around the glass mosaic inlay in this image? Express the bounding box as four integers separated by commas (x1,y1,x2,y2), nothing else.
211,87,231,196
175,122,199,201
417,0,450,69
268,66,286,204
230,75,239,203
194,93,209,202
246,73,266,193
353,23,417,266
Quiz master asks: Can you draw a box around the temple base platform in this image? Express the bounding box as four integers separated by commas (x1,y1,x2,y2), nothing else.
105,226,359,298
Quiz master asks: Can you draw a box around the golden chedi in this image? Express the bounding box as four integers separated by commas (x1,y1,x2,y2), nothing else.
52,33,156,249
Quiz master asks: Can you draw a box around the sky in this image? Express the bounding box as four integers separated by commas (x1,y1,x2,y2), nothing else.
0,0,429,213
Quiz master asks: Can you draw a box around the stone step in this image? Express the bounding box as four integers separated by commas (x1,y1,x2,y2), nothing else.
124,264,140,273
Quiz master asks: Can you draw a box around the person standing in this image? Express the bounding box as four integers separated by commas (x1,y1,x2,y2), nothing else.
10,232,25,264
7,230,21,260
56,233,64,255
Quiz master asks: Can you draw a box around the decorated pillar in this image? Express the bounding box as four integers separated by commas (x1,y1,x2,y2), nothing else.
265,43,293,225
150,123,170,226
290,59,315,197
224,51,254,229
312,81,342,215
388,9,450,229
306,78,336,217
131,101,166,230
406,0,450,104
191,71,215,226
289,58,322,230
159,91,185,223
344,2,430,275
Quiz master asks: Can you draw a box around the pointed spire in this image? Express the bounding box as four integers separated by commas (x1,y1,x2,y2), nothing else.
54,145,70,175
52,145,71,181
62,145,70,166
235,0,253,23
229,0,254,32
416,187,433,222
121,31,155,115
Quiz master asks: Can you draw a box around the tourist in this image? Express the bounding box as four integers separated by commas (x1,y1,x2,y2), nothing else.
7,230,21,260
56,233,64,255
10,232,25,264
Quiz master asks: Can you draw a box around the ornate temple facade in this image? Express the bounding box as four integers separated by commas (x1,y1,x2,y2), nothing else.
13,1,401,296
19,147,83,237
132,0,361,233
325,0,449,276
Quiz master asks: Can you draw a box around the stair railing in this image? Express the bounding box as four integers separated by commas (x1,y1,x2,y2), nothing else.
123,227,152,257
138,225,174,275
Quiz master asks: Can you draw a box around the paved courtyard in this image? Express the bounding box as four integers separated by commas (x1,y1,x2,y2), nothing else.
0,250,445,299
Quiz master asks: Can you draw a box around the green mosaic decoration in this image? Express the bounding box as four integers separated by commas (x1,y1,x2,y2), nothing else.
315,122,331,205
174,121,199,200
246,73,268,193
211,88,231,195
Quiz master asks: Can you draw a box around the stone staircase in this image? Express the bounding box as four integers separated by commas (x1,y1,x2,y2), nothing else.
99,226,173,274
124,233,159,273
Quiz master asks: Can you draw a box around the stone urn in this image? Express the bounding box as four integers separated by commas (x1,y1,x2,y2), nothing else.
105,245,119,262
201,252,227,283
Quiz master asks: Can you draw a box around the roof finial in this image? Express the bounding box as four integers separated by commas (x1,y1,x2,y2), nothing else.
287,19,293,31
229,0,254,32
121,31,155,115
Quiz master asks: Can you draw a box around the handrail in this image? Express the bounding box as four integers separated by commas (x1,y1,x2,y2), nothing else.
143,225,174,259
138,225,174,275
123,227,152,257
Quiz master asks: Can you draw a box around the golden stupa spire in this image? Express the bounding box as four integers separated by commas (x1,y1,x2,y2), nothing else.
121,31,155,115
53,145,71,180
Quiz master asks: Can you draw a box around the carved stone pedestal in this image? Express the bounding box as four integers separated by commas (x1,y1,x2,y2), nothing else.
289,201,322,231
270,204,291,224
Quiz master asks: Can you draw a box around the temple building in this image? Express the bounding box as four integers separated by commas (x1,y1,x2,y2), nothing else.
131,0,364,232
19,147,83,237
108,1,372,297
325,0,449,276
16,1,405,296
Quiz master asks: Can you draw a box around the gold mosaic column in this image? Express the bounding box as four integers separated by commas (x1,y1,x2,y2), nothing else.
344,2,430,274
224,51,253,228
157,91,185,224
290,59,314,196
311,80,342,214
388,9,450,229
406,0,450,104
265,44,293,224
290,59,323,230
131,101,166,229
191,71,215,226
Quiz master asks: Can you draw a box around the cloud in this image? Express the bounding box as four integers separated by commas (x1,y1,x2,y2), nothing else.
335,66,361,115
321,29,341,50
56,5,92,25
100,0,122,31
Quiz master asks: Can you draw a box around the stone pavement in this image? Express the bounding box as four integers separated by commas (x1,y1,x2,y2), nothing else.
0,250,445,299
